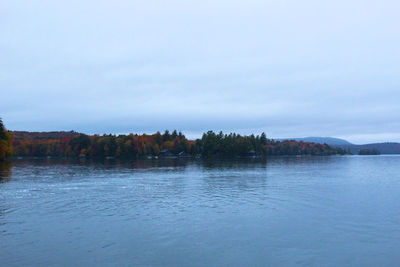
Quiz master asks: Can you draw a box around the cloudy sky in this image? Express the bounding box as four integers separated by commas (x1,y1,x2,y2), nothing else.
1,0,399,144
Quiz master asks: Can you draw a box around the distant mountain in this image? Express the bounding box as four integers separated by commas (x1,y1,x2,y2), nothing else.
277,137,400,154
337,143,400,155
277,137,353,146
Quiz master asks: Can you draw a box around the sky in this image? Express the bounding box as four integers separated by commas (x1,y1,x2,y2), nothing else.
1,0,399,144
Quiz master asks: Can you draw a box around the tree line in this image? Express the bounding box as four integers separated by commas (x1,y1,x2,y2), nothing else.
358,149,380,155
0,119,13,161
11,129,347,158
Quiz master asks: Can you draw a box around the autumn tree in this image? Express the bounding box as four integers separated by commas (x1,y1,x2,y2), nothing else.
0,119,13,160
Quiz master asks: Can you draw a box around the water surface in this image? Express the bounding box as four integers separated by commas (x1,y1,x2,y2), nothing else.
1,156,400,266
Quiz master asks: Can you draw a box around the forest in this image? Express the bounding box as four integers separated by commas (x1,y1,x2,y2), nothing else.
0,119,13,161
11,129,347,159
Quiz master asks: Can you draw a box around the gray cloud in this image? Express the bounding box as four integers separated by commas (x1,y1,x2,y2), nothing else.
1,0,399,144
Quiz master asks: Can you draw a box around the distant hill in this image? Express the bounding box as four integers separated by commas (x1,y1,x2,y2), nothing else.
277,137,353,146
277,137,400,154
337,143,400,155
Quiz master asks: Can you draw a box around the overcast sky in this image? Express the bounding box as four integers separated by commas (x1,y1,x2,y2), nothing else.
1,0,399,144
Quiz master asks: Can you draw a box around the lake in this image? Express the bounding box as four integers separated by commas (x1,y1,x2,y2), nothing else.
1,156,400,266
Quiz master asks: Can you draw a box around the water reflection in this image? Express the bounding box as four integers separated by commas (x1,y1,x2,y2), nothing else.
11,157,195,170
9,156,346,176
0,161,12,182
201,158,267,170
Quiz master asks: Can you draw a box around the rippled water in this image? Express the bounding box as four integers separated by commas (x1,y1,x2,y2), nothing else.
1,156,400,266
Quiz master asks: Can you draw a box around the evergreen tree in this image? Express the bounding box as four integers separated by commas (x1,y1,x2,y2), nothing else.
163,130,171,142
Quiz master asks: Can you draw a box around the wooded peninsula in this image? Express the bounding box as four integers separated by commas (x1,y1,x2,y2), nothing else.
0,118,347,161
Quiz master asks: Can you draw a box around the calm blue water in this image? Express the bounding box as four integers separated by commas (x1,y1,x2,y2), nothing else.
1,156,400,266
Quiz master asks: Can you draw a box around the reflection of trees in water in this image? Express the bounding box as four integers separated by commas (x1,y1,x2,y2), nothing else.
10,158,270,173
0,162,12,220
127,158,192,170
11,157,195,172
0,161,12,182
6,157,338,176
